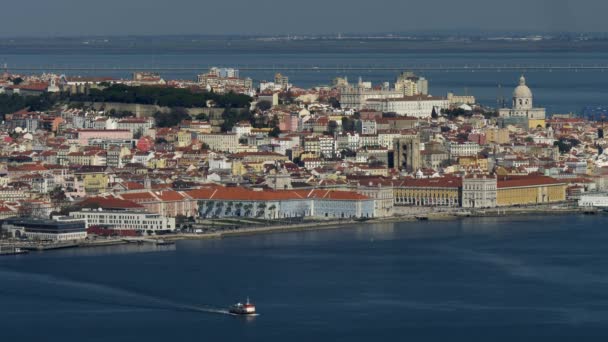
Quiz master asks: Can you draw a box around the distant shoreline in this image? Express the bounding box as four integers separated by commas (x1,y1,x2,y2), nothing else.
3,39,608,55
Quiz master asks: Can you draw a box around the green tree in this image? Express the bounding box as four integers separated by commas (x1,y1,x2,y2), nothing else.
154,108,190,128
195,113,209,121
326,120,339,135
328,97,341,109
269,126,281,138
341,117,356,132
256,100,272,112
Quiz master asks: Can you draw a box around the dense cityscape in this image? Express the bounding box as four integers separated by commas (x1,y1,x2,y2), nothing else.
0,65,605,252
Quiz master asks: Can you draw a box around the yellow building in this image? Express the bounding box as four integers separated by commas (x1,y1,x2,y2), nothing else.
147,157,167,169
497,175,566,206
231,161,266,176
528,118,546,129
177,131,192,147
82,173,109,195
484,127,510,144
458,156,489,172
393,177,461,207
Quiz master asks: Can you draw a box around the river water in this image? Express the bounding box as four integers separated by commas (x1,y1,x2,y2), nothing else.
2,50,608,114
2,215,608,341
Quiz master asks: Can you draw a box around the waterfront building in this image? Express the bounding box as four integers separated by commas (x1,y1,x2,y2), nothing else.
579,193,608,207
496,175,566,206
119,190,197,218
188,186,375,219
393,177,461,207
70,209,176,232
348,178,394,217
462,174,498,208
2,217,87,241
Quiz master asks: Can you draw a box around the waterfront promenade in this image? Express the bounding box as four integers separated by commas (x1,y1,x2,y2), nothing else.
0,204,598,254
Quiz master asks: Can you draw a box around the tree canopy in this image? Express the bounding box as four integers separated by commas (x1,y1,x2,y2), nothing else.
70,84,252,108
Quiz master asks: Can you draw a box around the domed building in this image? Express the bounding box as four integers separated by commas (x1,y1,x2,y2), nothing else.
499,76,546,125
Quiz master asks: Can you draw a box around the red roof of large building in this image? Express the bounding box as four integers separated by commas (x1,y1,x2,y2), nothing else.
184,186,370,201
78,197,144,210
497,175,564,188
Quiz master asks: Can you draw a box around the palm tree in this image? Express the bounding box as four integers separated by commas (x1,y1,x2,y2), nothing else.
256,202,267,217
244,203,253,217
234,202,243,216
214,202,224,217
225,202,233,216
199,200,214,217
268,204,277,219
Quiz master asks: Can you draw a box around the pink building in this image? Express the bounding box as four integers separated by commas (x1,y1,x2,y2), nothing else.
77,129,133,145
468,133,487,145
279,113,299,132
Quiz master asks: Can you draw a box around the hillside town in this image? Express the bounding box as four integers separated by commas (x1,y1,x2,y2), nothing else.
0,67,606,247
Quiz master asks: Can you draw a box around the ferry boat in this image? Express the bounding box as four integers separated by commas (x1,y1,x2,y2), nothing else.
229,298,256,315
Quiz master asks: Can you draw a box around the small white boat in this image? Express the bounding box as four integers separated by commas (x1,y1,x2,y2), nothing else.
229,297,256,315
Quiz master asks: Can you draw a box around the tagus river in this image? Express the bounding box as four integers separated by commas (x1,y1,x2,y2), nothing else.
2,215,608,341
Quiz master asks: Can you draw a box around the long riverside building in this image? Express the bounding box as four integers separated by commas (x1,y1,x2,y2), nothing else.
186,186,375,219
393,177,462,207
496,175,567,206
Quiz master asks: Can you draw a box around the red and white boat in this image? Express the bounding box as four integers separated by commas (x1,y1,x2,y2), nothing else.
229,297,257,315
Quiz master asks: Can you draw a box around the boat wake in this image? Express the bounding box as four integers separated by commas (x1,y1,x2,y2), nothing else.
0,268,233,316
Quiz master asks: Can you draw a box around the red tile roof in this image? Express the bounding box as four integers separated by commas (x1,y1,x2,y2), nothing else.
497,175,564,188
78,197,144,210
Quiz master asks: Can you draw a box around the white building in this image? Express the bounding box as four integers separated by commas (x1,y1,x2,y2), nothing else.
462,174,497,208
336,133,360,152
339,79,403,110
579,193,608,207
197,133,240,153
70,209,176,231
2,217,87,242
498,76,546,120
193,187,375,219
231,122,253,138
447,141,481,160
365,96,448,118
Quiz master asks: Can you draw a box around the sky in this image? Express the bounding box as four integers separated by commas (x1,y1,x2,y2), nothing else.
1,0,606,37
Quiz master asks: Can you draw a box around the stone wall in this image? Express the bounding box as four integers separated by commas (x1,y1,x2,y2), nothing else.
75,102,227,119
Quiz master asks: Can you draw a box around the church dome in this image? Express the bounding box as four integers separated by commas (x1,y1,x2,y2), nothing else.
513,75,532,98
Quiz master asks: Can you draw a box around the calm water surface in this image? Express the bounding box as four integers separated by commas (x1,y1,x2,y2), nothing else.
1,215,608,341
1,51,608,113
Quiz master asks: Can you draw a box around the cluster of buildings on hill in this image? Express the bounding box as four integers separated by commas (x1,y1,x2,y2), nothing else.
0,68,607,243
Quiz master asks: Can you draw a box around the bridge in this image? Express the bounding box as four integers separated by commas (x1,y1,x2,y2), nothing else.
5,65,608,72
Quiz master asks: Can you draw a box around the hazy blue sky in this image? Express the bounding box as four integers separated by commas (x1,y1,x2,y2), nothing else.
1,0,605,36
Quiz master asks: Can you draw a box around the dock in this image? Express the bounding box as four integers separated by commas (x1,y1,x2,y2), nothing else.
0,246,28,256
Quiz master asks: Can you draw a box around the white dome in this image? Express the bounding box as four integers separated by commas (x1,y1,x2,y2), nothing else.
513,75,532,98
